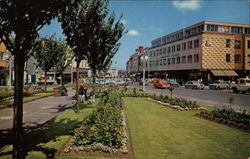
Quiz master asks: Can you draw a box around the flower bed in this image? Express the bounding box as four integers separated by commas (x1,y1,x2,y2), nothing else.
197,109,250,132
64,106,129,153
119,88,201,110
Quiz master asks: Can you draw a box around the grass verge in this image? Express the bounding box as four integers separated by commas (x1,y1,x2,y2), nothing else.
124,97,250,159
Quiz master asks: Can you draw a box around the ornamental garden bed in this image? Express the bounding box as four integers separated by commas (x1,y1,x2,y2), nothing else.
147,98,205,111
197,109,250,132
58,106,134,158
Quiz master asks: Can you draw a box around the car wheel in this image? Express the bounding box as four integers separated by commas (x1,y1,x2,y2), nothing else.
232,87,238,93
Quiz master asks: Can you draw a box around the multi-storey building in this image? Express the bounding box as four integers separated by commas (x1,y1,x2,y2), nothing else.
127,21,250,82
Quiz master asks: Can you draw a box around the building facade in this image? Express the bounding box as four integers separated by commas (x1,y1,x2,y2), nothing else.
0,42,10,85
126,21,250,82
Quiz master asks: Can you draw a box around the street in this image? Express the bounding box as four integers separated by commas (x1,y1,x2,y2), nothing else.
129,83,250,113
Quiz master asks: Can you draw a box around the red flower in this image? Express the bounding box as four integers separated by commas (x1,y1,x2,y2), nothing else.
93,124,97,127
75,128,81,132
89,130,95,134
108,116,113,119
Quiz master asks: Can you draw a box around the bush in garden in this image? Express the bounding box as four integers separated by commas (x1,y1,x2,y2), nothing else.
198,109,250,126
0,89,14,100
73,106,124,149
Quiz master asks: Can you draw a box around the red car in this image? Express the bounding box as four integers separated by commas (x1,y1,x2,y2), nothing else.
153,80,171,89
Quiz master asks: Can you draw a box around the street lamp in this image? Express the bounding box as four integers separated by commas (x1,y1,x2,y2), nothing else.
140,55,148,91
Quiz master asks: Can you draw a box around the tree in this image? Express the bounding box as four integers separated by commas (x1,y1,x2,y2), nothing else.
0,1,68,158
87,12,125,86
168,86,175,99
55,46,73,85
60,0,110,112
32,36,66,92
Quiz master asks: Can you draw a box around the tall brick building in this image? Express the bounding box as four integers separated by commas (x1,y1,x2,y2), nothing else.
127,21,250,82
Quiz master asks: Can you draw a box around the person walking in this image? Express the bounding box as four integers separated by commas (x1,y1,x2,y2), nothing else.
79,85,85,103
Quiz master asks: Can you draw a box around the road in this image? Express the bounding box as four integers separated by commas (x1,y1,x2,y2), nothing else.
129,83,250,113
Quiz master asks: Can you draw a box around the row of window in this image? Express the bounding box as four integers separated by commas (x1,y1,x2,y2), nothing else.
226,54,242,63
207,24,250,34
149,39,200,57
148,54,200,67
226,40,250,49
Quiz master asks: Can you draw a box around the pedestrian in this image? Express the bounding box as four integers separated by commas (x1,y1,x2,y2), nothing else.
90,91,95,104
79,85,85,103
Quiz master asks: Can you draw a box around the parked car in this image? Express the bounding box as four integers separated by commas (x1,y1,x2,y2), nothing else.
209,80,229,90
37,77,55,85
139,79,148,86
125,78,133,84
231,78,250,93
167,80,180,87
153,80,171,89
185,81,204,89
115,79,126,86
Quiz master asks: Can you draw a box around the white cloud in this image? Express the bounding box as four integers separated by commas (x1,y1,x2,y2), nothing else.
121,20,127,25
172,0,201,11
127,30,139,36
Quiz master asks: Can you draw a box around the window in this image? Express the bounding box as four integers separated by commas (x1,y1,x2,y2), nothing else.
167,47,171,53
194,39,199,48
0,52,3,60
163,59,166,65
163,48,166,54
234,55,241,63
188,55,192,63
156,60,159,66
231,27,243,34
194,54,199,63
177,57,180,64
226,39,231,48
172,58,175,64
160,49,162,55
235,40,241,49
182,42,186,50
248,40,250,49
177,44,180,51
188,41,192,49
167,58,171,65
207,24,218,32
226,54,231,62
182,56,186,64
160,59,162,66
172,45,175,52
150,61,152,66
248,55,250,63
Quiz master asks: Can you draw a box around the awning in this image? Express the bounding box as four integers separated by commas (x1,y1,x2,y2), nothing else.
223,70,238,76
211,70,226,76
211,70,238,77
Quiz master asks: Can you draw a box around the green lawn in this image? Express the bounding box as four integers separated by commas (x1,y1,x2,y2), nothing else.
1,97,249,159
124,97,250,159
0,90,54,106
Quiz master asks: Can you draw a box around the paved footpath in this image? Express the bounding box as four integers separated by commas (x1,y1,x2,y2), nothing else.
0,88,76,130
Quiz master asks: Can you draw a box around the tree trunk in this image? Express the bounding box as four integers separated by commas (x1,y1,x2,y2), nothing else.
44,71,47,92
75,64,80,113
13,52,25,159
60,72,63,86
92,68,96,92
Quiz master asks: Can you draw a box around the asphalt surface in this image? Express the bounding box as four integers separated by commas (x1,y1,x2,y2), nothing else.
0,88,76,130
129,83,250,113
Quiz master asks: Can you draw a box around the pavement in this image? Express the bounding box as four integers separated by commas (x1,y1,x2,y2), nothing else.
0,88,76,130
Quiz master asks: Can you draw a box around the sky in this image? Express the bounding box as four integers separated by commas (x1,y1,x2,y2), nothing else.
39,0,250,70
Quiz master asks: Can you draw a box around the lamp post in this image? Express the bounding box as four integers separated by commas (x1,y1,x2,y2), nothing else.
140,55,148,91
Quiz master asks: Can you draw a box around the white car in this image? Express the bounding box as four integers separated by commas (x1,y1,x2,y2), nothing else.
185,81,204,89
115,80,126,86
209,81,229,90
